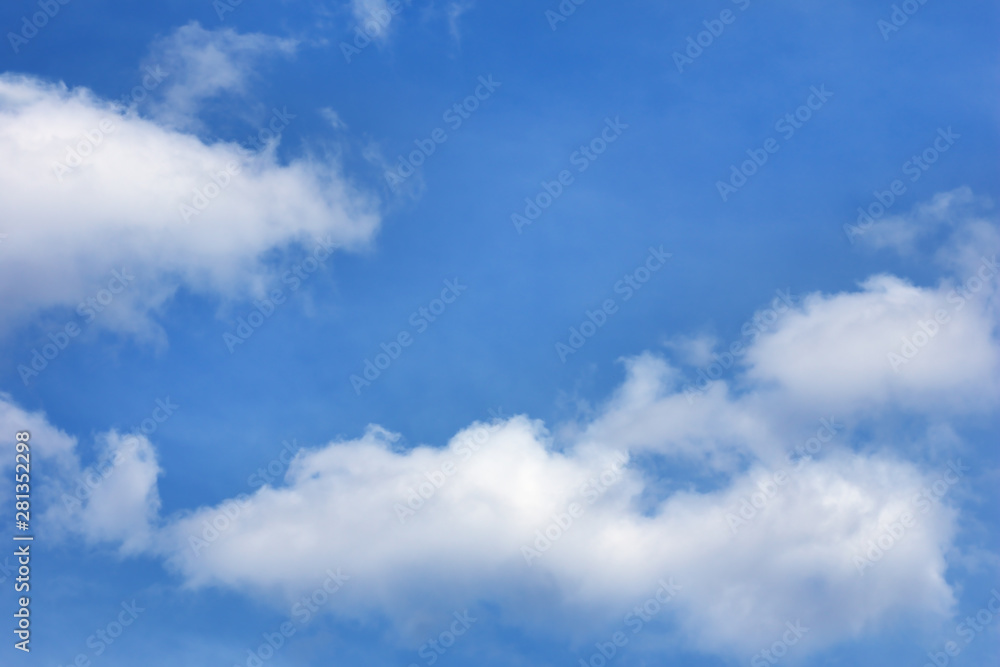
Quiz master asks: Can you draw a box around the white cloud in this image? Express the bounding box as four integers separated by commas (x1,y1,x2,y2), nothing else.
576,359,782,475
144,22,298,130
0,69,380,340
5,180,996,657
856,187,998,272
744,273,999,414
55,432,163,555
0,392,78,462
0,396,160,555
5,311,977,655
859,188,975,254
146,403,958,655
745,189,1000,415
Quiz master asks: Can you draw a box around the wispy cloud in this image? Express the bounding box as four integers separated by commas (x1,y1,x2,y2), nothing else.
144,21,298,130
447,1,475,43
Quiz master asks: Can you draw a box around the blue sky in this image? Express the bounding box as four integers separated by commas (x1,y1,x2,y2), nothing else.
0,1,998,665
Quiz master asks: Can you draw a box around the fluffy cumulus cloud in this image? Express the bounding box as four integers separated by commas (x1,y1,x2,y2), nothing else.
53,432,163,555
0,395,161,554
744,273,999,413
0,25,380,340
150,408,960,656
8,190,997,659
